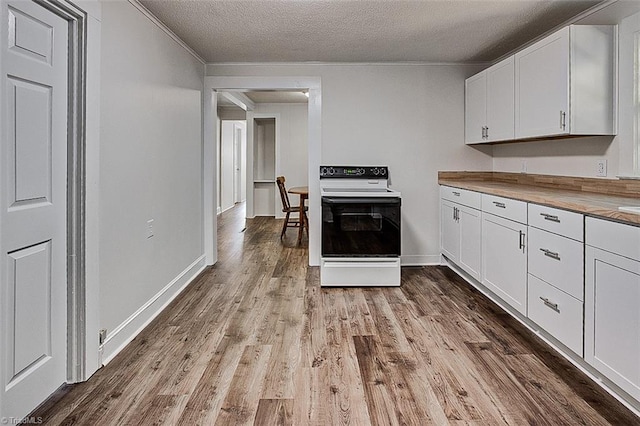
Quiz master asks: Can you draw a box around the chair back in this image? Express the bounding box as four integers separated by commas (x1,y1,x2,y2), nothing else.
276,176,291,212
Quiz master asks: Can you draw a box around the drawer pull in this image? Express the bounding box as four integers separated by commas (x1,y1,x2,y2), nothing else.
540,297,560,313
540,213,560,223
519,231,526,252
540,248,561,261
493,201,506,208
452,191,461,197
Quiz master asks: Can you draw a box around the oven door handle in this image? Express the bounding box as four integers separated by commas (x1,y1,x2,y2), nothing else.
322,197,401,205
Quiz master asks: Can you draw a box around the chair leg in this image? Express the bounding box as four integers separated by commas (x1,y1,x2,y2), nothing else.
281,212,290,239
303,211,309,233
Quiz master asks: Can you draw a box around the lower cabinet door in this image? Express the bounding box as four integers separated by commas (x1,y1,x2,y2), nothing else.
585,246,640,401
528,274,583,356
482,213,528,315
459,204,482,281
441,199,460,263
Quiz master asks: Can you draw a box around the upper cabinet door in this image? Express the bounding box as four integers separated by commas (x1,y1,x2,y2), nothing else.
515,27,570,139
465,71,487,144
486,56,515,142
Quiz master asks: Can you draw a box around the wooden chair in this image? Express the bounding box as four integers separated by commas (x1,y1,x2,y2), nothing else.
276,176,308,240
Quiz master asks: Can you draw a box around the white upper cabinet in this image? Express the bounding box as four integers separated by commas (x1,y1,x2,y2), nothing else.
515,25,615,139
486,57,515,142
465,25,615,144
465,72,487,144
465,56,515,144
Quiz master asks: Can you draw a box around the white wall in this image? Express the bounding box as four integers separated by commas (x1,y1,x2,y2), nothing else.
492,136,618,177
255,103,309,215
99,1,204,352
207,64,492,263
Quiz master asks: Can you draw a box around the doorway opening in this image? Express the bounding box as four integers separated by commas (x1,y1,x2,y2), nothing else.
206,81,320,266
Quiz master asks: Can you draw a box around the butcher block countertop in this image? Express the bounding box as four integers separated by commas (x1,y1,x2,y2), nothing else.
438,171,640,226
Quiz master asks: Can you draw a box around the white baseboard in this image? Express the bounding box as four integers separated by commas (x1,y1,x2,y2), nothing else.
100,255,206,366
401,254,440,266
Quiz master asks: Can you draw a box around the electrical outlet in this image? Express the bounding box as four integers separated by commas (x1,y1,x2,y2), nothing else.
596,160,607,177
146,219,154,239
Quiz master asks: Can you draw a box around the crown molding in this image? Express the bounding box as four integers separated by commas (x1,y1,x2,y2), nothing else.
128,0,205,65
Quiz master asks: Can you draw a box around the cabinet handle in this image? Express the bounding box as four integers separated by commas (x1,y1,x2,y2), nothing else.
452,191,461,197
485,126,489,139
493,201,506,208
540,248,561,261
560,111,566,130
540,213,560,223
519,230,526,252
540,297,560,313
481,126,486,139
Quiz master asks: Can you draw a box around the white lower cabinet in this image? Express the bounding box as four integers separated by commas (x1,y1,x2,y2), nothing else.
528,274,584,355
481,212,528,315
441,200,460,262
440,186,640,409
585,217,640,401
440,187,482,280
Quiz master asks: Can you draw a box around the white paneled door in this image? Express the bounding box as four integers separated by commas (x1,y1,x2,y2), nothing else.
1,1,69,420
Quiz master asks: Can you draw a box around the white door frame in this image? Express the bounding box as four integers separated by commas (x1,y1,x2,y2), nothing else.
30,0,88,383
250,113,280,219
203,76,322,266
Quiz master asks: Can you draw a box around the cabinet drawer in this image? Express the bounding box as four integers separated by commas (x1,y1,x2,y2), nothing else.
528,227,584,300
528,204,583,241
440,186,481,210
482,194,527,224
528,274,584,356
586,217,640,260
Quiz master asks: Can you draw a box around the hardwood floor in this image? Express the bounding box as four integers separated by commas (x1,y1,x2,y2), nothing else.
33,203,639,425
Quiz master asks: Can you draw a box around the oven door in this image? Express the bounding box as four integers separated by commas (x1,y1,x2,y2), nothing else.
322,196,401,257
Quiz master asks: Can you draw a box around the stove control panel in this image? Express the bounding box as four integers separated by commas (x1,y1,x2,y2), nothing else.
320,166,388,179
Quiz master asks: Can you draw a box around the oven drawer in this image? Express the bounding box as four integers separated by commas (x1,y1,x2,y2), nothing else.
440,186,481,210
482,194,527,224
528,274,584,356
321,258,401,287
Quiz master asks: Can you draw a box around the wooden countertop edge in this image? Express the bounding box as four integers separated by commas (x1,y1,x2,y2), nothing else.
439,178,640,226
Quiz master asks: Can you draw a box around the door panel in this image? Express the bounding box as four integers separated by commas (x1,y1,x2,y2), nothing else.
482,213,527,315
1,1,68,419
8,242,51,379
8,77,52,205
8,6,53,64
440,200,459,262
585,247,640,400
515,27,570,138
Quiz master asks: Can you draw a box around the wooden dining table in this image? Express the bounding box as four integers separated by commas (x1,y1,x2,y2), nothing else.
288,186,308,245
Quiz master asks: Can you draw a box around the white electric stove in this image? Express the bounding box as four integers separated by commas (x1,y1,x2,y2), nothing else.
320,166,401,287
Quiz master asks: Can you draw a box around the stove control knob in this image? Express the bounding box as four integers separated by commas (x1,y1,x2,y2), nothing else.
321,167,328,176
328,167,335,175
380,168,386,176
372,167,379,176
358,168,365,175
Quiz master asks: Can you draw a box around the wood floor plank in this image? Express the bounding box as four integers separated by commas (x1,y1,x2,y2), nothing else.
253,399,294,426
362,289,412,353
215,345,272,426
29,203,640,425
353,335,401,426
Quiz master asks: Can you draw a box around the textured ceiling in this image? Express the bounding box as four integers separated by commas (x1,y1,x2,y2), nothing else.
139,0,601,63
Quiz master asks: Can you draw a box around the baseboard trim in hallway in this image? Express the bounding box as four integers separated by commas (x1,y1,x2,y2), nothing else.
100,255,207,366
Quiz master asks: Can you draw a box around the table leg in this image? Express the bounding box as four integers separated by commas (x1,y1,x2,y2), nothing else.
297,197,305,245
